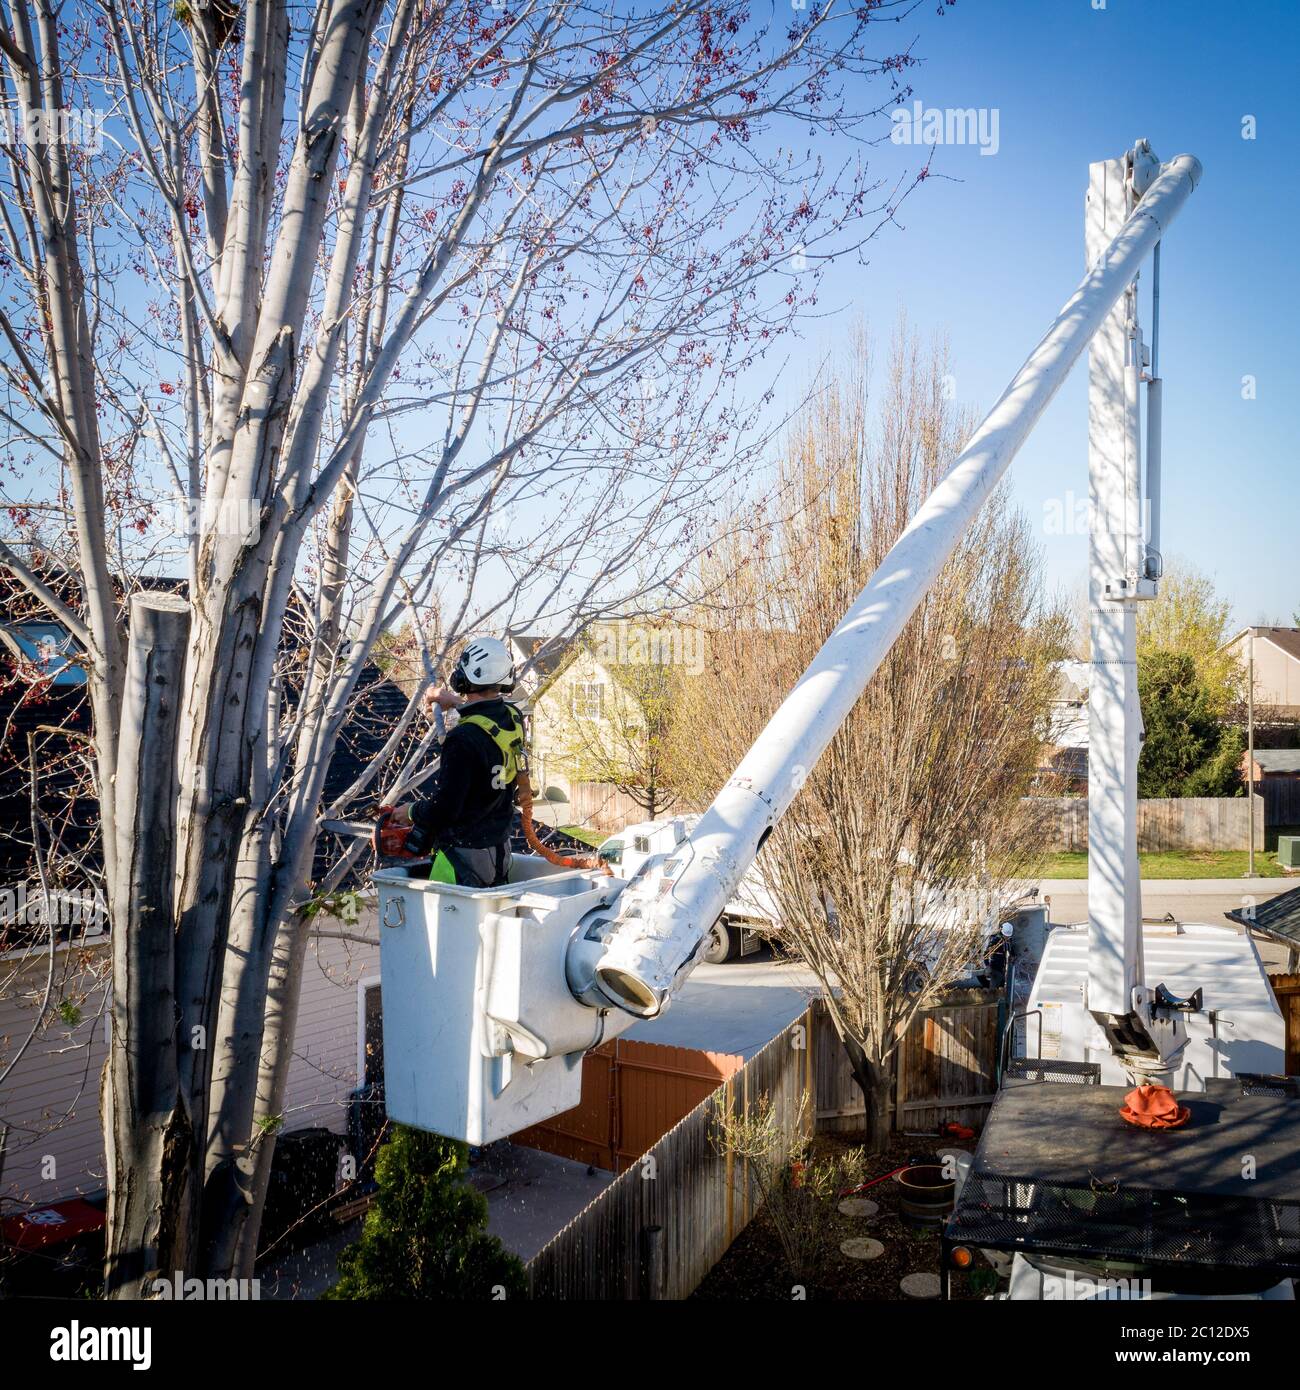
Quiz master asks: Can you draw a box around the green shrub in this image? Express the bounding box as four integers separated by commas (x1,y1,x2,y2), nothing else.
325,1126,526,1300
1138,650,1243,798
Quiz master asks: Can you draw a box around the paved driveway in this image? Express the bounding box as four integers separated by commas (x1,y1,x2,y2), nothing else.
625,948,819,1059
474,1143,616,1261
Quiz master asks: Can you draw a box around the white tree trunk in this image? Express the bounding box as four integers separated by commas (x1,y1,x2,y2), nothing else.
103,594,194,1299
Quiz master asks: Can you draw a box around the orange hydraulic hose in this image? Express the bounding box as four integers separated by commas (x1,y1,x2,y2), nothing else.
517,769,610,874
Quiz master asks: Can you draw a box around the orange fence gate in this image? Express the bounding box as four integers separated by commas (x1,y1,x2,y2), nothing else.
514,1038,744,1173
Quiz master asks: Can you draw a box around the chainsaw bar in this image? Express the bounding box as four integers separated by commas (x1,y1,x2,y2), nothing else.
320,812,420,859
320,818,375,840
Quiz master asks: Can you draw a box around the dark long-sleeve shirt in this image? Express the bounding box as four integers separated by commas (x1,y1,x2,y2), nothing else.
410,698,519,849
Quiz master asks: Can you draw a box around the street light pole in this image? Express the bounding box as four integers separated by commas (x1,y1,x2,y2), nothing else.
1246,630,1258,878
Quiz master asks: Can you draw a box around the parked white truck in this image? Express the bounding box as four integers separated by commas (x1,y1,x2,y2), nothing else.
595,816,777,963
594,815,1041,977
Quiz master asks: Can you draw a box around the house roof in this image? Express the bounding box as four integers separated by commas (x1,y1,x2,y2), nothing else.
1248,748,1300,774
1225,882,1300,948
319,664,417,810
1224,626,1300,664
0,563,419,934
1258,628,1300,662
507,631,572,684
1053,659,1090,701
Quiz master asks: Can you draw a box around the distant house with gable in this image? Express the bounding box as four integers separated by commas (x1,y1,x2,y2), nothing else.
1224,627,1300,720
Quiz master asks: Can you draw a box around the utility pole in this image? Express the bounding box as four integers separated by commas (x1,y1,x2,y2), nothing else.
1246,629,1258,878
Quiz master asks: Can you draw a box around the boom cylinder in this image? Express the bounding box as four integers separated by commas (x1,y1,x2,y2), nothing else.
592,154,1203,1017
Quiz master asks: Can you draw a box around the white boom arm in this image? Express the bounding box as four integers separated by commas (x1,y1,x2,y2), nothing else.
588,150,1202,1021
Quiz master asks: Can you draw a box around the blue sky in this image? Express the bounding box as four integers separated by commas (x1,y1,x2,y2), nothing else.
8,1,1293,637
781,0,1300,630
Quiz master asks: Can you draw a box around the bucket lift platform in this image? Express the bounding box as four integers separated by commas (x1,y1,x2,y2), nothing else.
374,856,636,1145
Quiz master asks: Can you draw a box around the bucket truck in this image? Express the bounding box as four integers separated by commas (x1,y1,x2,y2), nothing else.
939,145,1297,1301
365,141,1300,1301
592,815,777,963
373,143,1214,1138
374,141,1268,1170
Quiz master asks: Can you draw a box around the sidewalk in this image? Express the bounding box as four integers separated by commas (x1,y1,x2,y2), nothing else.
1039,878,1297,895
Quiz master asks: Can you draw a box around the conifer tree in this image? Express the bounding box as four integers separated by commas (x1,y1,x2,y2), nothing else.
326,1127,526,1300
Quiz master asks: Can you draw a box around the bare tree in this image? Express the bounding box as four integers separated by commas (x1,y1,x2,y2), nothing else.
0,0,935,1289
680,331,1068,1151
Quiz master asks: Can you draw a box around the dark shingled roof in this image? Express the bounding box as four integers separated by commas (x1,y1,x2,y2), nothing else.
0,568,421,926
1256,628,1300,663
1250,748,1300,774
1226,881,1300,948
320,664,415,810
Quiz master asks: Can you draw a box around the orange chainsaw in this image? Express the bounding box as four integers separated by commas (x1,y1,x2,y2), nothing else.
320,807,424,861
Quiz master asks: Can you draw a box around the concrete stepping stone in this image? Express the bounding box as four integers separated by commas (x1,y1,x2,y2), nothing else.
900,1272,942,1299
840,1237,884,1261
837,1197,880,1218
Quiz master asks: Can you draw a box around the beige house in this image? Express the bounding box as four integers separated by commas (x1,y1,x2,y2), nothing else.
1224,627,1300,718
508,628,659,830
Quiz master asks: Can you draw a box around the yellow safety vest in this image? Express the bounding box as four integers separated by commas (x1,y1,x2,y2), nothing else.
458,705,525,787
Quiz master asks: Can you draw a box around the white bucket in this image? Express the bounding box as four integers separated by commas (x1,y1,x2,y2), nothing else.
374,856,621,1144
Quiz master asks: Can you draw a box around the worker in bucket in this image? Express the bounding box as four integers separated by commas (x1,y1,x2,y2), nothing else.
388,636,525,887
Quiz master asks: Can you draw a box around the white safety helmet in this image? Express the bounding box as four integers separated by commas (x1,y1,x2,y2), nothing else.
451,635,516,693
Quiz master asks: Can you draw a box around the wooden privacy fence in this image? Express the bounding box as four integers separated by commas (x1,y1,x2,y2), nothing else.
525,992,1003,1298
526,1007,814,1300
514,1038,743,1174
567,781,648,833
1024,794,1265,852
814,990,1001,1135
1260,777,1300,829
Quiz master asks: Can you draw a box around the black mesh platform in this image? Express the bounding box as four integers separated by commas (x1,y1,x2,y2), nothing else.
946,1079,1300,1278
1237,1074,1300,1100
1003,1059,1101,1085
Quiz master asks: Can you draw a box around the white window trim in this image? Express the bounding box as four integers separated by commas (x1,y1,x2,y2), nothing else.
356,973,381,1088
570,679,605,720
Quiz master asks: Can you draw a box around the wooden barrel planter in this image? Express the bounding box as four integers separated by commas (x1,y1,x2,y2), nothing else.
894,1163,955,1226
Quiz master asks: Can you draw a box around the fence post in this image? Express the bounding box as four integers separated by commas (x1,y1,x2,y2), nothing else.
640,1225,666,1300
803,1006,814,1137
741,1064,751,1225
723,1077,735,1245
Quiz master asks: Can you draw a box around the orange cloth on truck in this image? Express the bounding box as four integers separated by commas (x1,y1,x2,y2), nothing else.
1119,1084,1188,1129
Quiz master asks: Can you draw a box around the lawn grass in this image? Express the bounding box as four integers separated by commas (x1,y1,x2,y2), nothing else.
1037,849,1294,880
559,824,606,849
